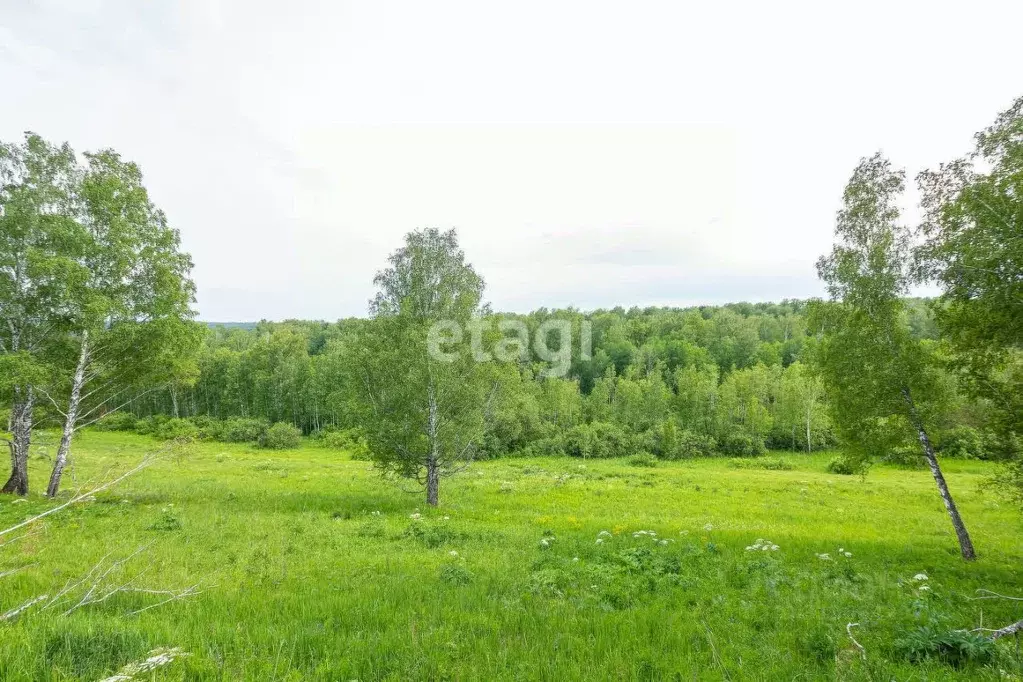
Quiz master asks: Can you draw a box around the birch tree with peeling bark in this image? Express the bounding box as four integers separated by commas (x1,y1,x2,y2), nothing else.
0,134,86,495
811,153,977,560
42,149,198,497
1,135,199,497
346,229,500,506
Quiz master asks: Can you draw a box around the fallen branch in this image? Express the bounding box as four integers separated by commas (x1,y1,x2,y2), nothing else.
1,594,48,622
37,544,207,619
0,528,41,550
847,623,867,661
0,440,182,539
972,588,1023,603
97,646,190,682
987,618,1023,640
0,563,35,580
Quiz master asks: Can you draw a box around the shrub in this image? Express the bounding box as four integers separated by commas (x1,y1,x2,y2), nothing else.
673,430,717,459
521,436,567,458
132,415,166,436
718,432,767,457
188,415,224,441
317,427,371,459
896,626,995,667
439,564,473,585
258,422,302,450
728,456,793,471
152,418,199,441
939,426,987,460
628,452,658,467
826,456,860,475
92,412,137,432
881,444,925,468
563,422,632,459
221,417,269,443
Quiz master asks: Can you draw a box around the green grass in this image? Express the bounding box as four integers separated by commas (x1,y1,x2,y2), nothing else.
1,431,1022,680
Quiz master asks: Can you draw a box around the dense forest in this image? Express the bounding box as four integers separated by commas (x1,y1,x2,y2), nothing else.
111,297,992,465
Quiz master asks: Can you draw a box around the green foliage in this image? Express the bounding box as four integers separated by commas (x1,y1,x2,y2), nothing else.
627,452,658,467
728,456,793,471
938,426,988,460
718,432,767,457
563,422,633,459
672,429,717,459
258,422,302,450
316,427,371,459
220,417,270,443
152,418,199,441
826,456,860,475
896,626,996,667
92,412,138,432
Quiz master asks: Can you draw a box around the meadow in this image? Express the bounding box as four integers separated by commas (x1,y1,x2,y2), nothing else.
1,431,1021,681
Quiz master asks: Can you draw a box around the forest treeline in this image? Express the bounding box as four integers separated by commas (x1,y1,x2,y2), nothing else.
112,297,994,463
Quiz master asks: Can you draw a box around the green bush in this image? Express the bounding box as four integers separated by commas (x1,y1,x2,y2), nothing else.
563,422,632,459
673,430,717,459
896,625,995,667
628,452,658,467
939,426,987,460
258,422,302,450
728,456,793,471
316,427,371,459
92,412,137,432
221,417,269,443
91,411,136,431
881,444,925,468
826,456,860,475
132,415,169,436
718,432,767,457
188,415,224,441
152,418,199,441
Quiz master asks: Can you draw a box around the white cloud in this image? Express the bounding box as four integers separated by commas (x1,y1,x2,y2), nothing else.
1,0,1020,320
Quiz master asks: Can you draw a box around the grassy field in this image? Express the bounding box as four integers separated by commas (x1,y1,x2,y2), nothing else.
1,431,1021,681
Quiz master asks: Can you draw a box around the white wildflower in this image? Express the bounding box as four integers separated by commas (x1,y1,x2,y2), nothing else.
572,557,580,562
816,553,832,561
539,538,551,548
919,585,931,592
843,551,852,558
912,573,928,582
597,530,612,538
409,513,422,521
703,523,714,531
595,538,604,545
443,516,450,520
449,550,458,557
746,538,780,552
658,539,668,546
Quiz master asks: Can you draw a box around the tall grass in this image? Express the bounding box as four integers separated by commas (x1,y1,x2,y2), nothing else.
0,431,1020,680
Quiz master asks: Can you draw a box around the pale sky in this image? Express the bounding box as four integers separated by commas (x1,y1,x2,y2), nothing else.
2,1,1020,321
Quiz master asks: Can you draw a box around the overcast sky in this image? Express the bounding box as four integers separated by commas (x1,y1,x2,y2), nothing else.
2,1,1020,321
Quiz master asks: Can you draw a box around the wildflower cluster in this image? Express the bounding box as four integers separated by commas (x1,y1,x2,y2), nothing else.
745,538,780,552
816,547,852,561
595,530,611,545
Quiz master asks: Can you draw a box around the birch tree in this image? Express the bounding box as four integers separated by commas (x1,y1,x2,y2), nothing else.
812,153,976,560
0,134,86,495
42,149,198,497
347,228,497,506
